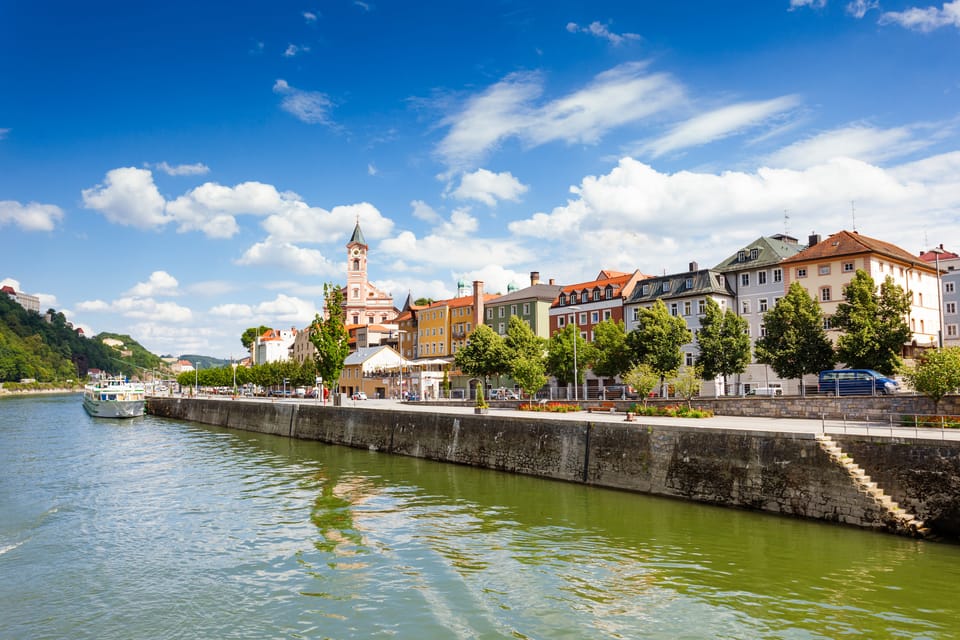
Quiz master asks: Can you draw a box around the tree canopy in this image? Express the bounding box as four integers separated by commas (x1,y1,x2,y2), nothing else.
695,297,751,384
454,324,510,382
903,347,960,413
309,284,351,391
546,324,591,386
241,326,271,350
832,270,911,375
590,319,632,379
755,282,835,384
626,300,692,385
504,316,548,399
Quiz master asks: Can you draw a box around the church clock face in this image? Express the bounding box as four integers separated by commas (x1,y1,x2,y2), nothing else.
352,248,361,256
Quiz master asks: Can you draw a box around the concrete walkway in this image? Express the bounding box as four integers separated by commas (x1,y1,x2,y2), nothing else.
199,395,960,443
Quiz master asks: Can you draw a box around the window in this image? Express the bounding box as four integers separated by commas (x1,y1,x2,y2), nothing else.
698,300,705,315
797,268,807,278
591,311,599,323
641,284,649,296
758,271,767,285
593,289,601,301
498,322,504,334
946,282,956,294
759,298,768,312
663,281,671,293
603,310,612,320
352,288,360,299
741,300,750,314
820,287,831,302
919,292,923,306
579,312,587,325
670,303,678,316
843,262,855,272
685,352,695,366
523,303,530,315
511,305,517,315
947,302,957,314
819,265,831,275
750,248,759,260
605,286,614,299
759,324,766,338
824,317,832,330
559,294,567,305
948,325,958,337
741,273,750,287
498,307,504,317
486,308,493,319
738,250,746,262
558,316,565,327
685,278,693,289
684,301,692,316
773,268,782,283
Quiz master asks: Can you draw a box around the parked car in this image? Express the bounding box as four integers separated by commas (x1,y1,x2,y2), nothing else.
603,385,638,399
489,387,520,400
352,391,368,400
818,369,900,396
749,386,783,397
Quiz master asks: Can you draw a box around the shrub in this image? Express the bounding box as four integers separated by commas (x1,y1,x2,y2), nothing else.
628,402,713,419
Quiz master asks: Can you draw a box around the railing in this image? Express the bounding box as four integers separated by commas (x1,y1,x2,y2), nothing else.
820,413,960,440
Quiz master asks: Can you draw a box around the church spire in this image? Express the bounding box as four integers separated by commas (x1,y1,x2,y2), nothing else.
349,217,366,246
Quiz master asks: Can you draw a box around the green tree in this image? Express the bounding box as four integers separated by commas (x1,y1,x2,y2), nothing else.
832,271,911,375
622,362,660,407
695,297,751,393
755,282,835,390
903,347,960,414
590,319,632,380
310,284,351,394
504,316,548,399
626,299,692,391
241,326,271,351
454,324,510,386
414,297,434,307
546,324,591,388
672,365,703,408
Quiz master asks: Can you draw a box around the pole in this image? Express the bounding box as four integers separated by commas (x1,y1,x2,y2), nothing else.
935,249,944,348
569,305,581,401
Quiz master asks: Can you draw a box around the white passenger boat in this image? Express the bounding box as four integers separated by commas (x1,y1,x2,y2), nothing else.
82,376,146,418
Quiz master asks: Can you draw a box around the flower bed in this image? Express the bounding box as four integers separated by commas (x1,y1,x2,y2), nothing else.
519,402,582,413
628,403,714,419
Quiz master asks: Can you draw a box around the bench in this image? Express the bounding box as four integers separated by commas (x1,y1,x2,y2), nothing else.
588,401,618,413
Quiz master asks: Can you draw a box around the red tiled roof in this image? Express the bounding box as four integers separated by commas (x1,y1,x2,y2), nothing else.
780,230,936,271
919,246,960,262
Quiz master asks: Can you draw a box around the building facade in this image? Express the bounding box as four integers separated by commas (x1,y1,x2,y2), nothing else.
549,270,647,340
485,271,563,339
342,221,398,326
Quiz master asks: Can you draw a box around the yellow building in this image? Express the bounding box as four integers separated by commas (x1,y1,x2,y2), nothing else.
779,230,941,354
416,281,497,359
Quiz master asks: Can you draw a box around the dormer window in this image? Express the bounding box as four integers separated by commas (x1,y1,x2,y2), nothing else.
663,281,670,293
559,294,567,305
750,248,759,260
641,284,649,296
605,285,613,299
738,250,746,262
685,278,693,289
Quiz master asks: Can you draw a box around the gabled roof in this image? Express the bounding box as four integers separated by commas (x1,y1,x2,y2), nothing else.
779,230,935,271
343,345,399,366
425,292,498,311
919,245,960,263
628,269,734,303
488,283,564,305
552,269,648,308
714,235,805,272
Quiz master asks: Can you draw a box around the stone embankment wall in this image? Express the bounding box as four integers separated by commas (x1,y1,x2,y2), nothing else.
148,398,960,540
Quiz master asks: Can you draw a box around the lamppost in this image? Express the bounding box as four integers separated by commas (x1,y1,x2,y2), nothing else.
392,329,408,400
231,356,238,397
194,360,200,396
932,246,945,349
569,305,581,401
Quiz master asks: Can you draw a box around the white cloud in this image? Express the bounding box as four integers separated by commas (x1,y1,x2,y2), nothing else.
764,124,929,168
260,201,393,244
284,43,310,57
367,163,378,176
0,278,21,290
126,271,179,297
846,0,879,18
436,63,686,168
153,161,210,176
253,294,318,324
187,280,239,296
209,303,254,318
354,1,371,11
78,296,193,323
450,168,529,206
303,11,318,22
880,0,960,31
789,0,827,9
235,238,340,276
0,200,64,231
273,79,333,125
76,299,110,312
508,154,960,274
640,96,800,158
0,128,9,140
410,200,442,223
166,181,304,239
566,21,641,45
82,167,169,229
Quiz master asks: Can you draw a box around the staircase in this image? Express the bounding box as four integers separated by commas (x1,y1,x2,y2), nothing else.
815,434,932,539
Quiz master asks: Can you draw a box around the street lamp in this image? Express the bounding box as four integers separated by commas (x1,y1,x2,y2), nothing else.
231,356,238,397
569,305,581,401
194,360,200,396
932,246,945,349
392,329,408,400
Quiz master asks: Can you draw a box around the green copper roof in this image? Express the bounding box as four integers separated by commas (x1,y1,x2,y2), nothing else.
349,221,366,245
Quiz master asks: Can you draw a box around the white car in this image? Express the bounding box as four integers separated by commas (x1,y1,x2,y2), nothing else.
351,391,368,400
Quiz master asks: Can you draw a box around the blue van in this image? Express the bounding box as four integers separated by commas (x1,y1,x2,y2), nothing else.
818,369,900,396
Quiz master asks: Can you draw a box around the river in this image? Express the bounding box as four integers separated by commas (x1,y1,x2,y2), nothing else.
2,394,959,639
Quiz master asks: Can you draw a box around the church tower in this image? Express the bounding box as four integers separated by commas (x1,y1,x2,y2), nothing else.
341,219,398,327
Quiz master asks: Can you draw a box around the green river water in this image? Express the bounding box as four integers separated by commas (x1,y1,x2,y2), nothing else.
2,394,959,639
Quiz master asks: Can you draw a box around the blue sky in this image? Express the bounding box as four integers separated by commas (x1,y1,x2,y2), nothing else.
2,0,959,359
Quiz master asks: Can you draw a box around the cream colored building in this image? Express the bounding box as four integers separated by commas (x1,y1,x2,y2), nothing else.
779,231,941,357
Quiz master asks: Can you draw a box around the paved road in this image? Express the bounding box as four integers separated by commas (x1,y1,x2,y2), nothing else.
178,394,960,443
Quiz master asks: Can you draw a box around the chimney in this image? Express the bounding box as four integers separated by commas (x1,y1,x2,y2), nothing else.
689,261,698,272
549,278,555,285
808,233,821,247
530,271,540,286
472,280,484,329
